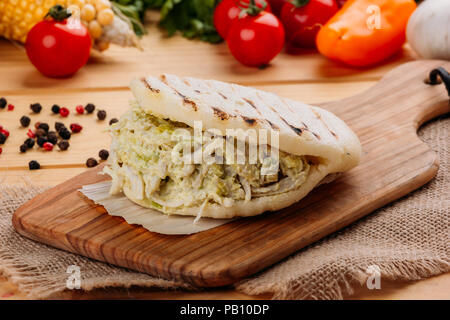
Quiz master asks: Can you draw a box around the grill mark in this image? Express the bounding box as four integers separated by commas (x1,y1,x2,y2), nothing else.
243,98,257,109
194,89,201,94
183,79,191,87
141,78,160,93
160,75,198,111
259,95,303,136
218,92,228,100
267,120,279,130
312,132,321,140
311,108,338,139
242,116,256,125
212,107,230,120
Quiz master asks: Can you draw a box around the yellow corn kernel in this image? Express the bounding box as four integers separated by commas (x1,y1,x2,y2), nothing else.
0,0,115,44
81,4,96,22
88,19,102,39
97,8,113,26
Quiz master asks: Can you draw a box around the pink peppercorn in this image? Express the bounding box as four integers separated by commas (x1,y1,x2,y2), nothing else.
70,123,83,133
59,107,69,117
43,142,54,151
75,105,84,114
27,129,36,138
0,129,9,138
7,104,14,111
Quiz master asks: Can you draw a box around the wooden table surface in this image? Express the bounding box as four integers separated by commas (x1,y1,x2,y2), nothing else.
0,22,448,299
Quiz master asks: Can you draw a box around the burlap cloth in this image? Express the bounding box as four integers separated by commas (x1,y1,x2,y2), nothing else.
0,116,449,299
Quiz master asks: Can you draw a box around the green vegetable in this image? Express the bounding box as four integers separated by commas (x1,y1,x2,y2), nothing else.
111,0,222,43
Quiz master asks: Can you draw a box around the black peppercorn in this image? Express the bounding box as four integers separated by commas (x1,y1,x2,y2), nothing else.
35,128,46,138
99,149,109,160
55,122,66,132
37,122,49,132
85,103,95,114
24,138,35,149
59,128,71,140
20,115,31,127
57,140,70,151
51,104,61,114
0,97,6,109
28,160,41,170
86,157,98,168
20,144,28,153
97,110,107,120
47,131,58,144
109,118,118,125
37,136,48,147
30,103,42,114
0,133,6,144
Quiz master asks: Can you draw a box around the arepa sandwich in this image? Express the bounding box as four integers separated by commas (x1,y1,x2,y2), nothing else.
104,74,361,219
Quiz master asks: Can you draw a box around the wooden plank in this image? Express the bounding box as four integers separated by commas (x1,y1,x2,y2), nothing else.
12,60,450,287
0,81,375,170
0,32,414,91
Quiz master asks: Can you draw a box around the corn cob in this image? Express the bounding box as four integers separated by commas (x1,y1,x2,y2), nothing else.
0,0,138,51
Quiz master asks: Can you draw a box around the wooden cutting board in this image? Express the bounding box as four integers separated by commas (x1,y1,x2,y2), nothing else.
12,60,450,287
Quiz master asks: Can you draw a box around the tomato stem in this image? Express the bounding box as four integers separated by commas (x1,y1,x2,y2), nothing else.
239,0,267,17
290,0,310,7
45,5,72,22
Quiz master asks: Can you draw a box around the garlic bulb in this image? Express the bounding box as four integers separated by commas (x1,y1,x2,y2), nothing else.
406,0,450,60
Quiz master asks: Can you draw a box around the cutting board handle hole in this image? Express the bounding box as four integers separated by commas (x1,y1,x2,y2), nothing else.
425,67,450,97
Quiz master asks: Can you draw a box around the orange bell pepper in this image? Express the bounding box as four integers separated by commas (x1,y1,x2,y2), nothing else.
316,0,416,67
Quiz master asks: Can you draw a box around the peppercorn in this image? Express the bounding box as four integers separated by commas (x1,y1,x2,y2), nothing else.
0,129,9,138
43,142,54,151
0,133,6,144
28,160,40,170
97,110,107,120
59,129,71,140
99,149,109,160
85,103,95,114
86,157,98,168
7,104,14,111
35,128,46,138
0,98,6,109
0,147,2,154
36,136,48,147
30,103,42,114
57,140,70,151
37,122,49,133
70,123,83,133
55,122,66,132
109,118,118,125
27,129,36,139
60,107,69,117
24,138,35,149
20,144,28,153
75,105,84,114
20,115,31,127
34,122,40,129
51,104,61,114
47,131,58,145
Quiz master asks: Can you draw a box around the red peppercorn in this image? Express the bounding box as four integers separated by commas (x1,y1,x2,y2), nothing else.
59,107,69,117
70,123,83,133
7,104,14,111
43,142,54,151
0,147,2,154
0,129,9,138
27,129,36,138
0,125,3,131
75,105,84,114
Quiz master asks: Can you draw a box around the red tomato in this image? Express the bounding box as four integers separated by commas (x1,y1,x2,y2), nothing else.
268,0,288,16
26,15,91,77
226,11,285,67
214,0,272,39
280,0,338,49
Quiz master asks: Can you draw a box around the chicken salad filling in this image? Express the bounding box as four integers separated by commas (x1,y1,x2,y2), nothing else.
104,102,312,214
